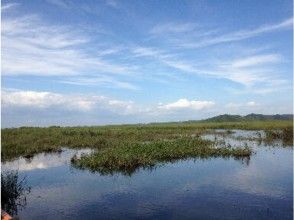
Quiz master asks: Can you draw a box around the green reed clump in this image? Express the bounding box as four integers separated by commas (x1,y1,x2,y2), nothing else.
265,127,293,146
71,137,252,175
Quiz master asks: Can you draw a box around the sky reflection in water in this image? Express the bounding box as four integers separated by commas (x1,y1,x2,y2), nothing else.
1,130,293,220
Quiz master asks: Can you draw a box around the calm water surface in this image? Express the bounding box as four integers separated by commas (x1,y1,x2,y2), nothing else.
2,130,293,219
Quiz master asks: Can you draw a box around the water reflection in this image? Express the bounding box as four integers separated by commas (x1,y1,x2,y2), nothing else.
1,130,292,219
2,148,93,172
72,154,252,176
201,129,292,149
1,170,31,216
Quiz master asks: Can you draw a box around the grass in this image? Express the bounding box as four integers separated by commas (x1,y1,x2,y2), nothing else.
1,120,292,173
71,137,251,175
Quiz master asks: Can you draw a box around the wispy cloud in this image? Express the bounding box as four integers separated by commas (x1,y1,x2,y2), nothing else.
2,14,137,79
131,46,196,71
231,54,282,68
1,2,292,127
214,53,285,86
57,76,139,90
225,78,292,95
179,17,293,49
1,2,19,11
131,46,285,87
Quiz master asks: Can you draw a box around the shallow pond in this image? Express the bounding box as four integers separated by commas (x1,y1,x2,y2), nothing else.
1,130,293,219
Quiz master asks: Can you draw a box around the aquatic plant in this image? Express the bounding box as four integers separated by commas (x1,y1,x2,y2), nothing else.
265,127,293,146
71,137,252,175
1,171,31,216
1,120,292,161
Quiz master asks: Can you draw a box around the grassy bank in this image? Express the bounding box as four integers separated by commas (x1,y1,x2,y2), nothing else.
2,120,292,162
71,137,251,175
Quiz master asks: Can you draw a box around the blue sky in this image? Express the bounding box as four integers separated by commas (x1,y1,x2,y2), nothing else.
1,0,293,127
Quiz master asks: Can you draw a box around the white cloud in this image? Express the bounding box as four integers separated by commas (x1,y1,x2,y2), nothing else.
225,79,292,95
231,54,282,68
131,47,197,72
2,148,93,171
180,17,293,49
131,47,285,87
1,2,19,11
2,89,138,114
2,88,292,127
2,89,220,126
56,76,139,90
246,101,256,107
2,14,137,77
2,90,215,115
207,52,286,86
158,99,215,111
2,5,290,93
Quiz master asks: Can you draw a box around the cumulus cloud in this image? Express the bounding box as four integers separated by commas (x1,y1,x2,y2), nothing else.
2,89,219,127
158,99,215,111
2,89,138,114
2,90,215,115
2,88,291,127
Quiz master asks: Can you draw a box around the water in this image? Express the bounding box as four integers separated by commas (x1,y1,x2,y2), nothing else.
1,130,293,219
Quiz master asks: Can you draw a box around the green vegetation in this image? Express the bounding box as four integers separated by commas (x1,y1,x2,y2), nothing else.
71,137,251,175
1,120,292,174
2,120,292,161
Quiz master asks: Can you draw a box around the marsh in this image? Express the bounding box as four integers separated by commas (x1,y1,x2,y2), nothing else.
1,121,293,219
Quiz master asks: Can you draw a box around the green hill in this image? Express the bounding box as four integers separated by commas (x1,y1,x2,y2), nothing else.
204,114,293,122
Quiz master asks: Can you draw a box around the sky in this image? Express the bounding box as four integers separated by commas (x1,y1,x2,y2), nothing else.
1,0,293,127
